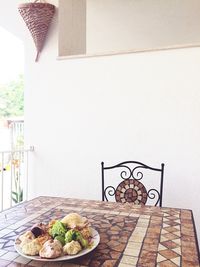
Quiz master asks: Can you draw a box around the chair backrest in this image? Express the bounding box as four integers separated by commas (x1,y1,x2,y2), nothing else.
101,161,164,207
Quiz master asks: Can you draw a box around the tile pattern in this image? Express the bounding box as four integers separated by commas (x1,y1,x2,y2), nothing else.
115,179,148,204
156,209,181,266
0,197,198,267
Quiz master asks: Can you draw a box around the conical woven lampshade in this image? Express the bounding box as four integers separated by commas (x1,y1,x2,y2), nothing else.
18,0,55,62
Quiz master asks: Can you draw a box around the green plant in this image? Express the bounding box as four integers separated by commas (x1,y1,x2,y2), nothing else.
0,74,24,118
11,159,24,204
12,189,23,203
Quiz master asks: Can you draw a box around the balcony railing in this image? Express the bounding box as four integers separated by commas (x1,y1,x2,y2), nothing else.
0,146,34,211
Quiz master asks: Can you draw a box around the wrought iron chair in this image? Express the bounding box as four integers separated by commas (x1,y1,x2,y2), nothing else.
101,161,164,207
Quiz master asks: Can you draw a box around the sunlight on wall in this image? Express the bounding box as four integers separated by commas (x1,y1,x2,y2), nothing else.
0,26,24,84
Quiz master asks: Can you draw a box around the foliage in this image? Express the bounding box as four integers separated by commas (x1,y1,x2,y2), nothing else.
0,74,25,204
11,159,23,204
12,171,23,204
12,189,23,204
0,74,24,118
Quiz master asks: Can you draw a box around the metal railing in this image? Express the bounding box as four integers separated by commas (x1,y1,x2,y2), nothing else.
8,119,24,150
0,146,34,211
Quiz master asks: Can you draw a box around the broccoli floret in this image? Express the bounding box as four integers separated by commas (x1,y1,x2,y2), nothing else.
65,230,88,248
49,220,67,238
55,235,65,246
65,229,77,243
76,232,88,248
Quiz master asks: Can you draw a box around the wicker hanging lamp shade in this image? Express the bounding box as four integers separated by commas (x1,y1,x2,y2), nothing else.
18,0,55,62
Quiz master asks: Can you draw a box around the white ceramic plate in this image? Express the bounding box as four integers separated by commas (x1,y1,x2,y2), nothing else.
15,228,100,262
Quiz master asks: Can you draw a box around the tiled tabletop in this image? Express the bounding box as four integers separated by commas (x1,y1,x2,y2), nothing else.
0,196,199,267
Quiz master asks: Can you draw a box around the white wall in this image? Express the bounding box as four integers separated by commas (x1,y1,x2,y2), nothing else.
59,0,200,56
1,0,200,244
87,0,200,54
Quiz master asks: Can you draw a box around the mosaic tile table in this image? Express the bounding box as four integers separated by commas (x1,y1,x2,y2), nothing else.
0,196,199,267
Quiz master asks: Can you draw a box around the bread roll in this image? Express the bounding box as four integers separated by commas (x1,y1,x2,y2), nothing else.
39,239,63,258
21,239,42,256
63,240,82,255
61,213,88,229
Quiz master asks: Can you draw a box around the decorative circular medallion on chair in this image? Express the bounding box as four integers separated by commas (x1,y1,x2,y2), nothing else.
115,179,148,204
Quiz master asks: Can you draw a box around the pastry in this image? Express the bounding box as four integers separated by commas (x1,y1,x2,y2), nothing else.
18,231,35,248
63,240,82,255
39,239,63,258
61,213,88,229
21,239,42,256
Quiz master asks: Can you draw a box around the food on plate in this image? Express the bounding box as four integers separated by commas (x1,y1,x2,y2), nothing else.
18,231,35,247
16,212,94,259
54,235,65,246
21,239,42,256
39,239,63,258
61,213,88,229
65,229,88,248
19,231,35,243
65,229,77,243
49,220,67,238
31,223,46,237
63,240,82,255
80,226,92,239
36,233,51,246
